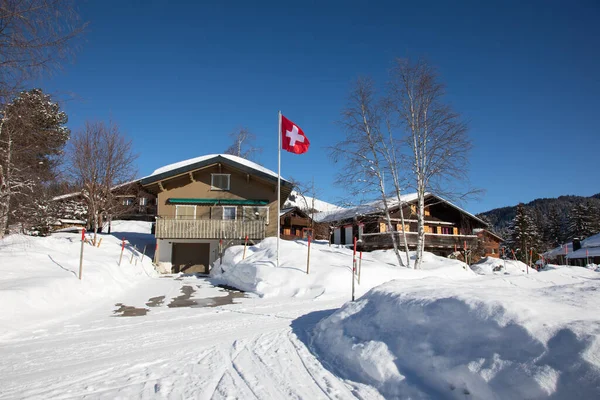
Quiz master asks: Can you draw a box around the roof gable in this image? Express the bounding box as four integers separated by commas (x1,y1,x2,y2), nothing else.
140,154,292,188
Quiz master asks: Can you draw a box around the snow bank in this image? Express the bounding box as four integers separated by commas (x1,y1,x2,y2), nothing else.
312,267,600,399
0,230,157,339
470,256,537,275
211,238,475,298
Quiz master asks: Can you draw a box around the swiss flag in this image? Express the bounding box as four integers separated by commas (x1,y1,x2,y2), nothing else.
281,115,310,154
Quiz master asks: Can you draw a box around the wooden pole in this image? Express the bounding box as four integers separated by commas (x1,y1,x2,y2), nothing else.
306,235,311,274
79,228,86,280
243,235,248,260
130,245,136,264
119,238,125,266
154,242,159,265
219,238,223,265
528,248,532,274
97,238,103,248
511,249,517,261
141,245,147,264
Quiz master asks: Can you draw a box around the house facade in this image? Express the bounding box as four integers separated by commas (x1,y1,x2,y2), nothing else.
315,193,488,256
279,207,312,240
475,229,504,259
140,154,293,274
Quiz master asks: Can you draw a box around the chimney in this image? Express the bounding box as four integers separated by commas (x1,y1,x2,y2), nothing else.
573,238,582,252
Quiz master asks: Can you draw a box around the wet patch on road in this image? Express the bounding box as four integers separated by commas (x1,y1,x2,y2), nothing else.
167,285,247,309
113,303,149,317
146,296,166,307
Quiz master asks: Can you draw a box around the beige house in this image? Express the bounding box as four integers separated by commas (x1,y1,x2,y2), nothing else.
140,154,293,274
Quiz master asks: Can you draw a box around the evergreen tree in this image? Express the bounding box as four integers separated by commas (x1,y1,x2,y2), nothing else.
507,203,540,263
545,207,564,248
0,88,70,235
567,201,596,240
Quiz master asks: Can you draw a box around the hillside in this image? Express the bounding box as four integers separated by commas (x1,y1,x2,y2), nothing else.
478,193,600,238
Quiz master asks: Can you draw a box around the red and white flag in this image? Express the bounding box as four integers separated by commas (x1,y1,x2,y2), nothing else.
281,114,310,154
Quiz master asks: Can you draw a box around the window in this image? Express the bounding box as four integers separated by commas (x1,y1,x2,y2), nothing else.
176,205,196,219
139,197,147,206
211,174,230,191
122,198,133,206
223,206,236,220
425,207,431,217
243,206,269,224
410,204,417,215
442,227,451,235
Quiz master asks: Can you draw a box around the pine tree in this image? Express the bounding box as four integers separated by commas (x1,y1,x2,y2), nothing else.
567,201,596,240
0,89,70,236
508,203,540,263
545,207,564,248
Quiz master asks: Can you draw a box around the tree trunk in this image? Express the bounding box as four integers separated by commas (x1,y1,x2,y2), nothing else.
0,131,13,237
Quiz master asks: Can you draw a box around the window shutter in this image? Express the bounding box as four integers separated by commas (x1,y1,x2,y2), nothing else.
453,227,458,235
380,222,387,232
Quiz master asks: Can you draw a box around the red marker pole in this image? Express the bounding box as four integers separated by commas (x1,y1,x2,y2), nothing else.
306,235,311,274
219,239,223,265
119,238,125,266
78,228,86,280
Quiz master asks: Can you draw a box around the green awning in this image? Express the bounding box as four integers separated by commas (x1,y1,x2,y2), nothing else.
167,198,269,206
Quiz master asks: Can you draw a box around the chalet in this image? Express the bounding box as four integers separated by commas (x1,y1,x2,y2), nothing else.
140,154,293,274
474,229,504,258
544,232,600,266
279,207,312,240
314,193,489,256
51,181,157,230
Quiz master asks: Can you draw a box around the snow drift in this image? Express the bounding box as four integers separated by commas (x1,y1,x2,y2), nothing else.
0,225,157,339
312,267,600,399
470,256,537,275
212,237,475,298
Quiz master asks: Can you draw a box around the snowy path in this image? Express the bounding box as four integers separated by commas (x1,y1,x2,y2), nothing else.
0,276,379,399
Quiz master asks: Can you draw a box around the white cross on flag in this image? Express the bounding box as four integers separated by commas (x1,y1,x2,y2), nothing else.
281,114,310,154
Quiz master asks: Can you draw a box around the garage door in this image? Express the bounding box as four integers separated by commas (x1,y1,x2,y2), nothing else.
172,243,210,274
333,228,341,245
344,226,353,245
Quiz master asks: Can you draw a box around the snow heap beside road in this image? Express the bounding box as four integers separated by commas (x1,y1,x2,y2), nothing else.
470,256,536,275
212,237,475,298
312,266,600,399
0,228,157,339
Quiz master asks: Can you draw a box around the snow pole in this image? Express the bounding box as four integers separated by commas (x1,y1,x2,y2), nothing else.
306,234,311,274
79,228,86,280
154,242,159,265
528,248,532,274
130,245,136,264
352,236,357,301
97,238,103,248
586,249,589,266
511,249,517,261
243,235,248,260
141,245,147,265
119,238,125,266
358,250,363,285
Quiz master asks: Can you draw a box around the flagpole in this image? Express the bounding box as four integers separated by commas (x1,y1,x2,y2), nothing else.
277,110,282,268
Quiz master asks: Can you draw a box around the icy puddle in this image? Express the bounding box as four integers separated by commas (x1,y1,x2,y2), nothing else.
113,285,247,317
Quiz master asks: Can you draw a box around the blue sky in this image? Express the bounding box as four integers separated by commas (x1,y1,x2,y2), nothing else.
34,0,599,213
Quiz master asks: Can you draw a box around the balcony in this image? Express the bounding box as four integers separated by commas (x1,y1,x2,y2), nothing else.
359,231,478,250
155,218,266,240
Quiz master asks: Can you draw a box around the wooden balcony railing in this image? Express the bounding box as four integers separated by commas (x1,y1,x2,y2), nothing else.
155,218,266,240
360,231,478,250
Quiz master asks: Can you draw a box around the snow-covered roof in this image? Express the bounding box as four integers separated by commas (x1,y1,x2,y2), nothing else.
147,154,282,182
314,193,419,223
283,191,344,214
543,243,572,258
583,232,600,248
567,246,600,259
312,193,486,226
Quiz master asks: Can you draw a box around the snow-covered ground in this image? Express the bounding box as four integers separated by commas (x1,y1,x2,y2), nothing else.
1,224,600,399
470,256,536,275
312,265,600,398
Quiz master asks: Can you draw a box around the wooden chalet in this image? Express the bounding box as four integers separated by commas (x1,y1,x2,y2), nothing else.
140,154,293,274
475,229,504,258
315,193,489,256
279,207,312,240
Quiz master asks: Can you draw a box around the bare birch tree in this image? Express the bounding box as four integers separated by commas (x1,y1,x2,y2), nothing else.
0,0,85,96
224,127,261,160
331,77,408,267
68,121,137,244
388,58,473,269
